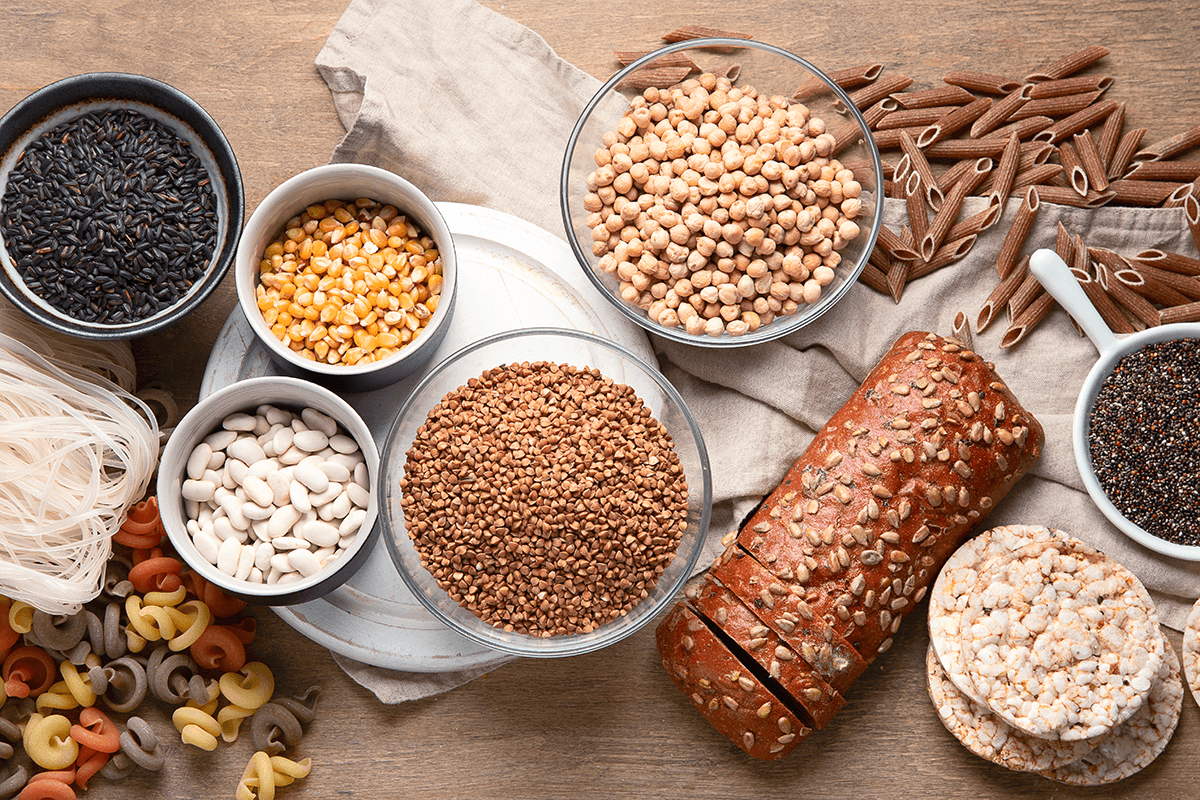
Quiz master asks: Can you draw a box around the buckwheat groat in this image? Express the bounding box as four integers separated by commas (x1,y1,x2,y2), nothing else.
1184,597,1200,710
957,537,1165,741
1040,638,1183,785
929,524,1066,704
926,644,1097,772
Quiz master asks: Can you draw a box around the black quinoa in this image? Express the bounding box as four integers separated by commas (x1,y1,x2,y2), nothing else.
0,108,217,324
1088,338,1200,546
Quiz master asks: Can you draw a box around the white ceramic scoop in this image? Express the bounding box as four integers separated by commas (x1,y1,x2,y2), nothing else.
1029,248,1200,561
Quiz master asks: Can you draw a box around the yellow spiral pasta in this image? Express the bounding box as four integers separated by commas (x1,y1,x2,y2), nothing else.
165,600,212,652
236,751,313,800
142,585,188,608
125,595,176,642
186,677,221,716
172,706,222,752
59,661,97,707
34,681,79,715
8,601,34,635
219,663,275,710
22,713,79,770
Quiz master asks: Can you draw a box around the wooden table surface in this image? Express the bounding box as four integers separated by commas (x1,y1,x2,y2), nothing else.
2,1,1199,798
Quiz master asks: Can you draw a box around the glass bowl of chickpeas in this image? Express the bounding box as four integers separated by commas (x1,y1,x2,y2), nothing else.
561,39,884,346
234,163,456,390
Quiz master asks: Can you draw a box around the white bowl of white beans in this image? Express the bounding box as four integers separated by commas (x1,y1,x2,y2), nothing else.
158,375,381,604
234,163,457,390
561,39,885,346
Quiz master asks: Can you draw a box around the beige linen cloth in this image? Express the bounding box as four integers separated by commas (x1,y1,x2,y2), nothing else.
315,0,1200,701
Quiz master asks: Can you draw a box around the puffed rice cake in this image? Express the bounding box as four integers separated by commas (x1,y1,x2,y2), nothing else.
1183,596,1200,711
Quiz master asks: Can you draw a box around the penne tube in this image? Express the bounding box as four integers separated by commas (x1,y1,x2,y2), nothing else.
794,63,885,100
969,85,1033,138
996,187,1040,279
1057,141,1089,196
1096,101,1126,170
1106,126,1147,179
1080,277,1138,334
980,115,1054,143
1160,302,1200,325
661,26,753,48
893,152,912,184
1107,179,1181,206
1024,45,1110,82
849,75,914,110
909,234,978,280
943,70,1021,95
1027,75,1113,99
828,119,865,156
999,292,1056,348
1119,268,1193,307
1122,161,1200,182
1131,263,1200,302
617,66,692,91
1055,221,1076,265
951,309,974,350
1163,183,1195,209
1072,129,1110,192
875,224,921,262
1010,162,1064,192
923,138,1009,161
614,51,701,70
976,255,1029,332
1134,247,1200,277
1008,272,1044,319
986,132,1023,210
872,125,927,150
1188,195,1200,253
1033,184,1114,208
875,105,963,131
890,85,977,109
947,203,1003,241
1011,90,1102,121
905,171,930,246
1131,124,1200,164
858,258,892,295
886,255,910,303
1033,98,1118,144
899,131,944,210
922,159,991,259
915,96,992,147
1096,258,1161,328
860,100,893,131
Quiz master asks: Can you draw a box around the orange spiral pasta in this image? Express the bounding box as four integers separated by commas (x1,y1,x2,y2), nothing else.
72,745,108,791
18,772,75,800
190,626,247,673
3,647,56,699
69,708,120,754
0,599,20,658
128,556,183,595
181,572,247,618
112,496,164,550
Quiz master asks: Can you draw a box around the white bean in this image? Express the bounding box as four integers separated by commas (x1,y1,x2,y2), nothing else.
243,475,274,508
272,427,294,456
226,458,250,485
307,482,342,508
330,491,353,518
218,495,250,531
241,501,275,521
184,499,200,520
298,520,340,548
270,536,308,551
292,429,329,453
263,405,291,426
353,462,369,487
318,461,351,483
346,482,370,508
227,437,266,465
194,529,221,565
182,479,216,502
328,434,359,455
248,567,264,584
267,471,292,506
234,544,256,580
270,553,297,573
217,536,242,575
252,415,272,437
293,462,329,494
267,505,302,539
287,548,321,577
206,450,226,472
247,457,281,480
204,429,237,451
339,509,366,538
187,444,212,480
278,572,303,585
222,412,257,432
266,568,282,585
301,407,338,437
254,541,274,571
278,446,305,466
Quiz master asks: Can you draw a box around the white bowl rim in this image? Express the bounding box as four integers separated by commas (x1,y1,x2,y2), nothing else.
234,162,455,376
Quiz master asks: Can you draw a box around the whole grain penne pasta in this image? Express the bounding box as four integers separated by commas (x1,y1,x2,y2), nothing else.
936,158,973,193
661,26,753,48
1033,184,1115,207
872,125,928,150
886,255,910,303
1107,179,1182,206
1055,221,1076,265
614,51,701,70
947,203,1002,240
617,65,692,91
905,171,930,246
890,84,976,109
899,131,943,210
1012,90,1102,121
858,258,892,295
1096,257,1161,327
1008,271,1045,319
951,309,974,350
1122,161,1200,182
793,65,882,101
923,159,991,259
1034,98,1118,144
875,105,963,131
923,138,1009,161
722,64,741,82
850,75,914,110
996,186,1040,279
969,85,1032,138
860,99,893,130
943,70,1021,95
1134,247,1200,277
1057,141,1089,196
976,255,1029,332
1160,301,1200,325
876,224,921,262
909,234,978,280
915,96,992,148
1027,75,1113,99
1096,101,1126,169
1107,126,1147,179
1010,162,1064,192
986,132,1023,210
981,115,1054,142
1072,129,1109,192
1132,124,1200,164
1131,263,1200,301
892,152,912,183
999,292,1056,348
828,119,865,156
1079,277,1138,334
1163,182,1195,209
1120,268,1193,306
1024,45,1110,82
1187,194,1200,252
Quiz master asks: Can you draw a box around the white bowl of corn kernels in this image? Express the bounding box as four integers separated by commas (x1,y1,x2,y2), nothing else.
235,163,457,390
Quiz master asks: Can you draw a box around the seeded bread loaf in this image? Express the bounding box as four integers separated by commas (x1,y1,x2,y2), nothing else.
656,331,1044,760
657,603,812,760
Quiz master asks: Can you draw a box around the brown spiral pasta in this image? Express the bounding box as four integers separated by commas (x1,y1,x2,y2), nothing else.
249,687,321,756
118,716,164,772
147,647,202,706
29,612,88,653
0,764,28,800
98,656,148,714
99,751,136,782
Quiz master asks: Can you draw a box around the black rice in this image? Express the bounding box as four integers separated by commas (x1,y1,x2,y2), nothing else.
1,108,217,324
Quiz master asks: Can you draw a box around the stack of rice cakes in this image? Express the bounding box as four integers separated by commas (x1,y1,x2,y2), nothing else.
1184,598,1200,711
925,525,1183,785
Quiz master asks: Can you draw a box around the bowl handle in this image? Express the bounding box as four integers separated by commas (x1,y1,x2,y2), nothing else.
1028,249,1118,357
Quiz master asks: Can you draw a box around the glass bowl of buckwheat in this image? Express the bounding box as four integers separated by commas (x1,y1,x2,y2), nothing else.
379,328,712,657
561,39,884,346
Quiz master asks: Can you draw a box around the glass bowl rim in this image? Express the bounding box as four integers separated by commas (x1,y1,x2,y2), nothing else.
378,326,713,656
559,37,884,348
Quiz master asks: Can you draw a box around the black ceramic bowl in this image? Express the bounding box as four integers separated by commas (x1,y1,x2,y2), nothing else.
0,73,244,339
